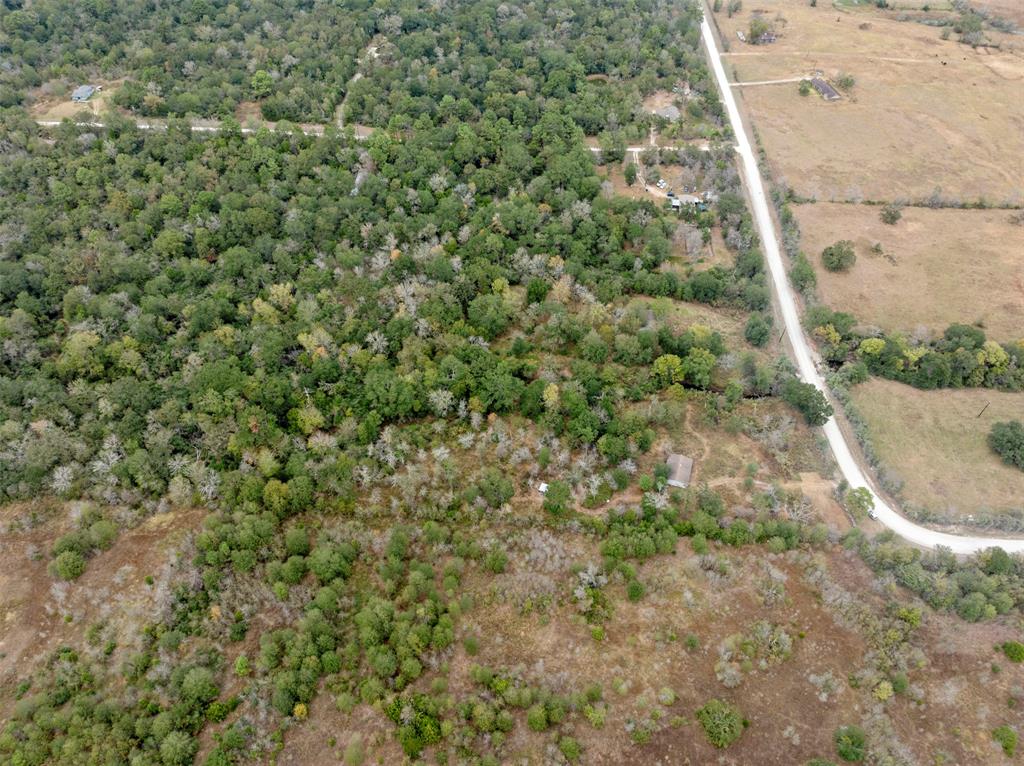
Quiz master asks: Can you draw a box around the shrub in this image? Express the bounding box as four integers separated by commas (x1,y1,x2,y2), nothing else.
88,519,118,550
993,725,1018,757
1001,641,1024,663
834,725,867,762
790,252,817,293
822,241,856,272
559,736,582,763
880,204,902,225
696,699,744,748
344,734,366,766
51,550,87,580
484,548,508,574
989,421,1024,470
627,580,646,602
527,703,548,731
744,313,771,347
543,480,572,515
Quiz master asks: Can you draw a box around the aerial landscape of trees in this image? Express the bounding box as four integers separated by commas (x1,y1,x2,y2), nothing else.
0,0,1022,764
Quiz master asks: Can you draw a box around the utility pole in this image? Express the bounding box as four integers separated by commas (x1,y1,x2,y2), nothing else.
976,402,990,418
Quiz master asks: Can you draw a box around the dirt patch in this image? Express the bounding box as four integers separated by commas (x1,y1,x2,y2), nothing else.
643,90,678,113
851,378,1024,516
0,503,203,706
29,80,122,121
793,202,1024,340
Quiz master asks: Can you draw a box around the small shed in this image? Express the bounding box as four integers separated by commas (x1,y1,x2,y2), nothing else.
71,85,96,102
665,454,694,489
671,198,682,210
810,78,840,102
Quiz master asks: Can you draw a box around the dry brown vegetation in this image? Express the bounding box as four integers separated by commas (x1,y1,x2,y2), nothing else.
716,0,1024,201
277,541,1024,765
851,378,1024,516
793,202,1024,340
0,501,203,709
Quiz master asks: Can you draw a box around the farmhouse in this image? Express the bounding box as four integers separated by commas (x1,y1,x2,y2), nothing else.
811,77,841,102
71,85,97,102
665,453,695,489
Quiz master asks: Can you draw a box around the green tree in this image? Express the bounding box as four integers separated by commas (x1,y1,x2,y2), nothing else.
744,313,771,347
251,70,274,99
822,241,856,272
682,348,716,389
625,163,638,186
790,252,817,293
544,480,572,516
989,421,1024,470
653,353,685,386
844,487,874,520
781,379,833,426
159,731,198,766
748,16,772,42
467,294,512,340
51,550,86,580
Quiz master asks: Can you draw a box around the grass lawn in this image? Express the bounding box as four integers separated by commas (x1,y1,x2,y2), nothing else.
851,378,1024,517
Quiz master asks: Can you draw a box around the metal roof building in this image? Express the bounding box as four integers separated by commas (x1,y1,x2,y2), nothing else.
665,454,694,489
71,85,96,102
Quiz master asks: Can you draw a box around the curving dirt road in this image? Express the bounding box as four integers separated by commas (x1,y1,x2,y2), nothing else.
700,11,1024,555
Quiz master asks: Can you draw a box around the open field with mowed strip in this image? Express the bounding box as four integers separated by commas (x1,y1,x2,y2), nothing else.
792,202,1024,340
851,378,1024,518
714,0,1024,201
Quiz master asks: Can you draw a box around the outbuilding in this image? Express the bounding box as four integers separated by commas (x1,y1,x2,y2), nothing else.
71,85,97,102
665,454,695,489
810,77,841,102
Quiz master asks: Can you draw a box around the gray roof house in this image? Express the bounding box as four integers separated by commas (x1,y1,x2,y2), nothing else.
810,78,840,102
71,85,96,102
665,454,694,489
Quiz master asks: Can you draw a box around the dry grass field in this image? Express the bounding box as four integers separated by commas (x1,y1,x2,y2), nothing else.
714,0,1024,201
851,378,1024,516
792,202,1024,339
278,540,1024,765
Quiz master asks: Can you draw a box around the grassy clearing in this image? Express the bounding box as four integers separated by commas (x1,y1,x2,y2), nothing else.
29,81,120,120
851,378,1024,516
792,202,1024,340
